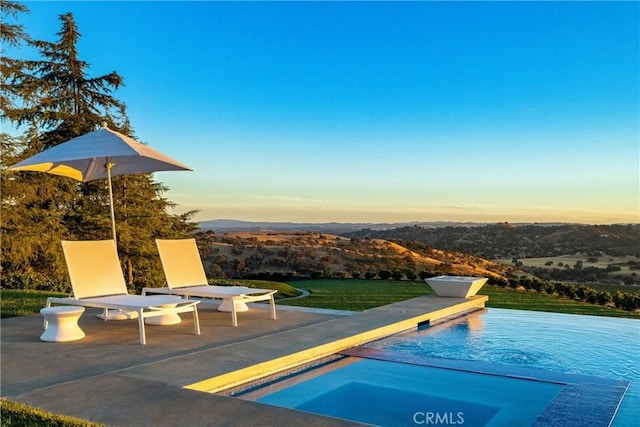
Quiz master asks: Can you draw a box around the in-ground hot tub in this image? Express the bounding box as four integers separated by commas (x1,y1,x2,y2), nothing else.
425,275,488,298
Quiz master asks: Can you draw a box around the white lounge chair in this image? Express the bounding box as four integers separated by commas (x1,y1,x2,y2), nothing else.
142,238,277,327
46,240,201,345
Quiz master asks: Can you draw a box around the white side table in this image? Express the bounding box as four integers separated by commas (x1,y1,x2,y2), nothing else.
40,306,85,342
218,298,249,313
144,303,183,325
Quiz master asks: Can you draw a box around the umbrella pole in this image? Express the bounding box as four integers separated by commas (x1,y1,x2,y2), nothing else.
106,163,117,242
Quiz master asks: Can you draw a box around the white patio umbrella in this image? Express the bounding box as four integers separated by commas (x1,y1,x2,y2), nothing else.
8,122,192,242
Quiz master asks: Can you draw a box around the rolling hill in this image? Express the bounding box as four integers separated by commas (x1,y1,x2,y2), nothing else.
195,230,511,280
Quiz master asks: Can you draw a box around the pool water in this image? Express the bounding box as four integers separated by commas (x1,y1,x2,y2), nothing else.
368,308,638,380
363,308,639,426
255,357,564,426
242,308,639,426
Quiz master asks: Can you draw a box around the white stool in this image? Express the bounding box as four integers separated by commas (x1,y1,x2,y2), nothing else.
40,306,85,342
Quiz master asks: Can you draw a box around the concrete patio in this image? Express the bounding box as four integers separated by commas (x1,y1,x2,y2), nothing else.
1,295,487,426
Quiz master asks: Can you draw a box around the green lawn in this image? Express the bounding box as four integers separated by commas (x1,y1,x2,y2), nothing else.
1,290,69,318
280,279,432,311
277,279,640,319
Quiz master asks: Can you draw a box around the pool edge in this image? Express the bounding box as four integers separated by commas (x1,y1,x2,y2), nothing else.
184,295,488,393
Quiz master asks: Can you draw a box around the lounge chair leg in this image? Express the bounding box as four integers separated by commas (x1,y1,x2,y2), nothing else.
231,299,238,327
192,305,201,335
270,296,277,320
138,310,146,345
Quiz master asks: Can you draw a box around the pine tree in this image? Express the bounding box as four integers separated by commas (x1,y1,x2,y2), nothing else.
0,0,31,115
1,10,197,291
4,12,127,142
1,2,69,288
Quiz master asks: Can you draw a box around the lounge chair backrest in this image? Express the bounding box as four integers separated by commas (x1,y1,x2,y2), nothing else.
61,240,129,299
156,239,208,288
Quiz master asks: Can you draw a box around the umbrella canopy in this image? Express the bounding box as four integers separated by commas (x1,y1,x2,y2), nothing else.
8,122,192,241
9,123,192,181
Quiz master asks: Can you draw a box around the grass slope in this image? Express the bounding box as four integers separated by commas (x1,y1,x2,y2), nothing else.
280,279,431,311
1,290,68,318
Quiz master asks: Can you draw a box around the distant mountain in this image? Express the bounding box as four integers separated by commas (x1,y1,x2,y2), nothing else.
198,219,390,234
197,220,639,259
199,219,496,234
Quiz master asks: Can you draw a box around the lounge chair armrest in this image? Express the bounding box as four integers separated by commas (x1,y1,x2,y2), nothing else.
248,289,277,296
141,286,171,296
236,293,276,303
46,296,75,306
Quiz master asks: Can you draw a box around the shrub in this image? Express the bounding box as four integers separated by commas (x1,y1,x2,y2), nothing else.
605,265,622,273
418,271,432,280
519,277,532,290
530,279,543,292
542,282,555,295
378,270,392,280
391,270,404,280
489,277,508,288
585,289,598,304
576,286,589,300
595,291,612,306
0,272,69,293
613,292,640,311
553,282,577,299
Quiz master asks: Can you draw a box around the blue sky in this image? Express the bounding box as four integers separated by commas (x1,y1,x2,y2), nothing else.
6,1,640,224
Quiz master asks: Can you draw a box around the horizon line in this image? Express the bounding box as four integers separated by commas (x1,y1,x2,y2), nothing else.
195,218,639,226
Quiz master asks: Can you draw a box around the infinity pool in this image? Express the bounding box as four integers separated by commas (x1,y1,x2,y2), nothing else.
237,308,638,426
363,308,639,426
